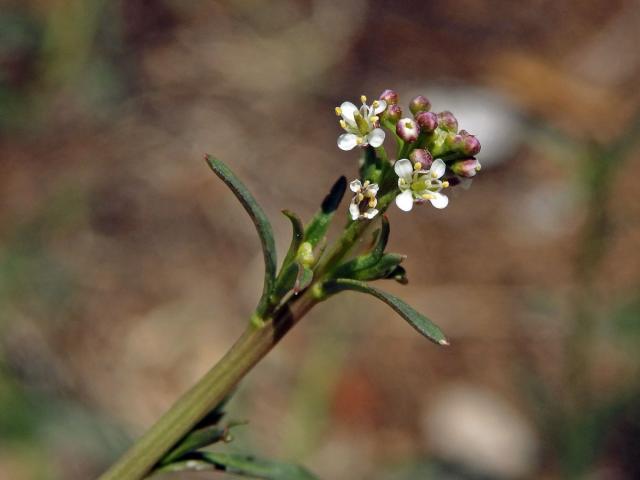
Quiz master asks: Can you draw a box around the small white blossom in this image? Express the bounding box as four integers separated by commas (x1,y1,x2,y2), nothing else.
349,179,379,220
336,95,387,151
394,158,449,212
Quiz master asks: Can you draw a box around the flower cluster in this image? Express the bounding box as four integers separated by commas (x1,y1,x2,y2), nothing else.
335,90,482,220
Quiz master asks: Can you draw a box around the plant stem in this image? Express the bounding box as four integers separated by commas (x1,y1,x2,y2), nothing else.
99,292,317,480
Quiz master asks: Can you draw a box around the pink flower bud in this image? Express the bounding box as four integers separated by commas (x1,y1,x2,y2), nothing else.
396,118,420,142
451,158,481,177
437,111,458,132
462,134,481,156
409,95,431,115
381,103,402,124
409,149,433,169
379,89,399,105
415,111,438,133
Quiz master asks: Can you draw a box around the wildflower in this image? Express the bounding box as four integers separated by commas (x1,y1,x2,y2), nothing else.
396,117,420,143
336,96,387,151
349,179,379,220
394,158,449,211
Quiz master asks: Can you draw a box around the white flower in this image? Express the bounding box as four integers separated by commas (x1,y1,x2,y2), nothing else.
394,158,449,211
336,95,387,151
349,179,379,220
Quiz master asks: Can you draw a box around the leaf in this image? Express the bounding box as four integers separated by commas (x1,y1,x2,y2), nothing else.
160,425,230,466
280,210,304,271
332,216,390,277
304,176,347,247
294,265,313,294
159,452,319,480
352,253,406,281
206,156,277,315
323,278,448,345
271,262,300,300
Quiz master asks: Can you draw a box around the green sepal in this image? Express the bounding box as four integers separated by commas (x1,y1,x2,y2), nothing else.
206,156,276,316
322,278,448,346
304,176,347,247
280,210,304,272
332,216,390,277
157,452,319,480
352,253,406,281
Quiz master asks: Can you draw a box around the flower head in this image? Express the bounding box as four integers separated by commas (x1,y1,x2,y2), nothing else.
394,158,449,211
336,95,387,151
349,179,379,220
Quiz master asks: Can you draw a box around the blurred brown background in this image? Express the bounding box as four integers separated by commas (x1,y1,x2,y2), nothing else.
1,1,640,479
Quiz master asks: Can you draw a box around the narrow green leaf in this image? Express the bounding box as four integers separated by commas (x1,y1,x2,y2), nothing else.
294,265,313,293
271,261,300,300
323,278,448,345
205,156,276,315
281,210,304,270
183,452,319,480
304,176,347,247
352,253,406,281
160,425,229,466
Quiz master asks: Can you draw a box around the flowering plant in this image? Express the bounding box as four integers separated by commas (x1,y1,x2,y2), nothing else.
100,90,482,480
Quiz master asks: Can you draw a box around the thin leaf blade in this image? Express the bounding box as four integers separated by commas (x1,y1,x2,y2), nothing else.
206,156,277,315
281,210,304,270
324,278,448,345
199,452,319,480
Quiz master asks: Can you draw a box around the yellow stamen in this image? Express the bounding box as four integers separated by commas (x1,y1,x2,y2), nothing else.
442,181,450,188
360,95,367,104
368,198,377,208
356,193,364,202
363,180,370,188
421,193,435,200
356,137,364,144
335,107,342,116
431,171,438,178
414,162,421,171
339,119,347,129
372,100,379,108
370,115,379,122
476,164,482,171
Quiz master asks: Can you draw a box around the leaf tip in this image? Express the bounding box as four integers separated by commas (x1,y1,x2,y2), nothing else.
439,338,450,346
321,176,347,213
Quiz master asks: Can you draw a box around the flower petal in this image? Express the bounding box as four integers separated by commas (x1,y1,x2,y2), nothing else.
338,133,358,151
429,192,449,209
340,102,358,124
364,208,379,219
367,128,385,148
394,159,414,182
349,179,362,192
349,201,361,220
367,183,379,195
431,159,446,179
373,99,387,114
395,190,414,212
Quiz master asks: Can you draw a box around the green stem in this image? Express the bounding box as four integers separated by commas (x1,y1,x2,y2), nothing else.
99,293,318,480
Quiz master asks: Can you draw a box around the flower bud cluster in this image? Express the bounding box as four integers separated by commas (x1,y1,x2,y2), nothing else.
335,89,483,219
